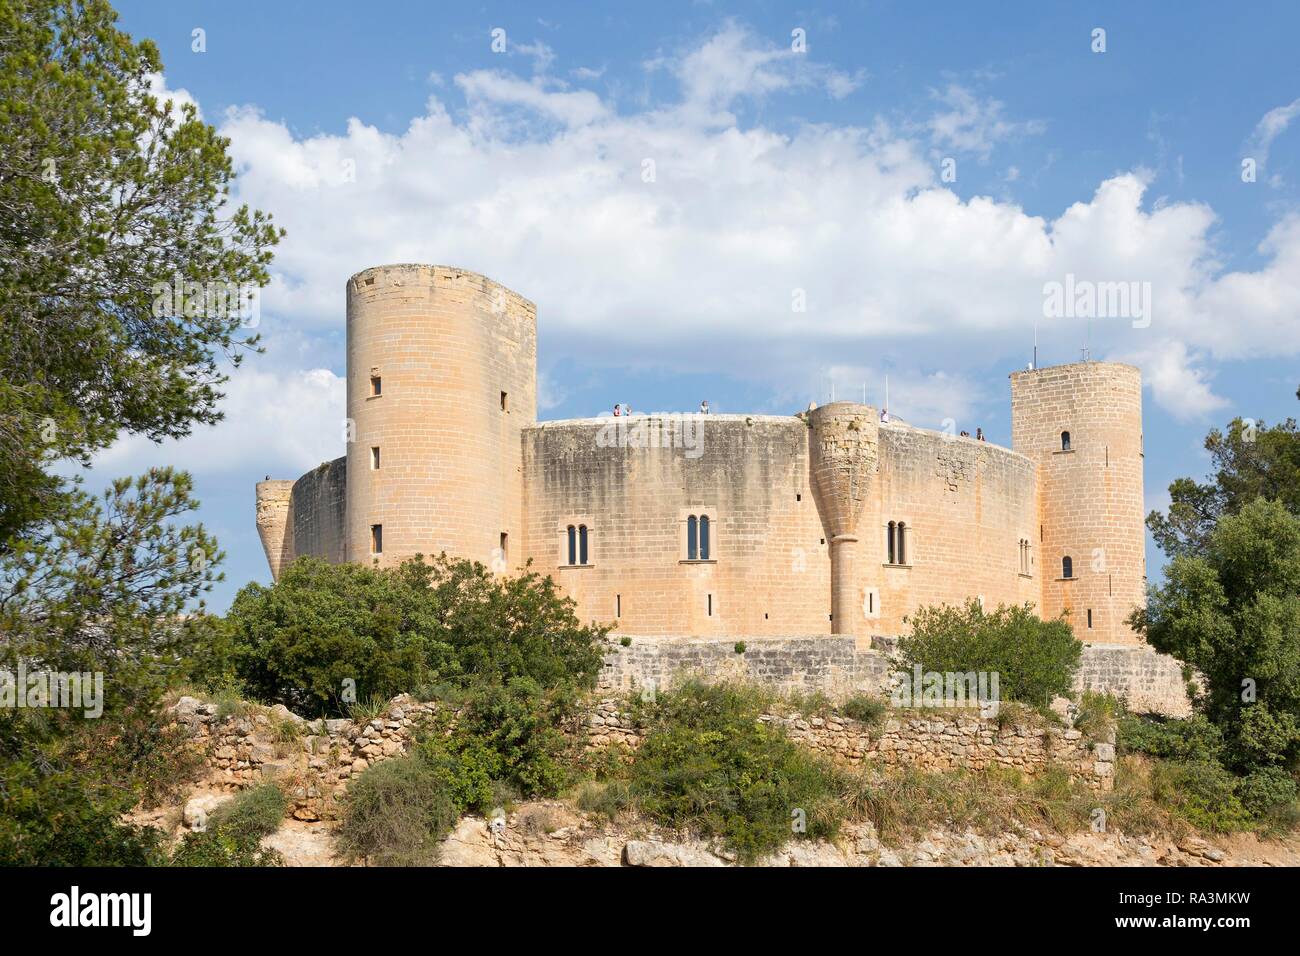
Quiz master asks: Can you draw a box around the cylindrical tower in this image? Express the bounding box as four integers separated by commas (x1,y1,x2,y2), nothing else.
1010,361,1144,643
807,402,880,639
344,265,537,570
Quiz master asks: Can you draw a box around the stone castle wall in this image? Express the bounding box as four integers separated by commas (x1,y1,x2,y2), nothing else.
600,634,1191,717
289,456,347,565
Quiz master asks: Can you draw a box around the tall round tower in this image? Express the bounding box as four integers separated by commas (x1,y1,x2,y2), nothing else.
1010,361,1145,643
807,402,880,639
344,265,536,570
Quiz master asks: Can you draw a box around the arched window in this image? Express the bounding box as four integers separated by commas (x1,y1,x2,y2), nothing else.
887,521,896,564
566,525,576,566
699,515,710,560
1062,555,1073,579
1061,431,1071,451
897,522,907,565
687,515,698,560
579,525,589,565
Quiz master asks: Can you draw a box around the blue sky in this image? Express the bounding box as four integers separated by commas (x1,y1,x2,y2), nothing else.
103,0,1300,611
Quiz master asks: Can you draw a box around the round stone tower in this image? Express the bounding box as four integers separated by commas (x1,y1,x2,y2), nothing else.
344,264,537,570
1010,361,1145,643
806,402,880,639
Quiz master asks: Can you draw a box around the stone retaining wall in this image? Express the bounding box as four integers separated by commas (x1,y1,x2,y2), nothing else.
172,686,1115,820
601,634,1190,717
588,702,1114,791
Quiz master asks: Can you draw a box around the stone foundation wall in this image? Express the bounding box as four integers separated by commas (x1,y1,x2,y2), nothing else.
588,702,1114,791
601,634,1191,716
600,635,893,699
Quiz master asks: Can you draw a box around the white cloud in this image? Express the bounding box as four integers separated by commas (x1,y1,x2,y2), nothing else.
132,26,1300,484
95,360,345,478
925,84,1045,159
1248,97,1300,174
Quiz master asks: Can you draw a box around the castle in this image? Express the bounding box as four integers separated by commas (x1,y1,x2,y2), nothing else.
255,264,1148,651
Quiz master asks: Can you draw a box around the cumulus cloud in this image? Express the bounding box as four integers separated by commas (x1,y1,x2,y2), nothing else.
95,359,345,479
129,23,1300,481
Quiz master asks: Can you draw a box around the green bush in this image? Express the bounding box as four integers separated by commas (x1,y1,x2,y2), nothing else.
449,678,582,800
896,600,1081,707
0,761,164,866
841,695,886,726
337,755,460,866
1119,714,1225,763
1150,760,1252,832
209,784,287,842
225,555,609,717
1237,766,1298,819
627,681,845,863
170,830,283,867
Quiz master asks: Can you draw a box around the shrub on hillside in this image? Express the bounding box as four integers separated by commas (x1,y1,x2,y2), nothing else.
208,784,288,843
841,694,886,726
1237,766,1298,820
626,681,845,863
337,756,460,866
1119,714,1225,763
169,783,287,868
896,600,1081,707
1150,760,1252,832
224,555,609,717
421,678,580,804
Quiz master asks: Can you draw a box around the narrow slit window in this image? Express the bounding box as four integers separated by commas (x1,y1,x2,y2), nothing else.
707,594,713,616
579,525,589,565
500,390,509,412
566,525,576,566
370,446,380,470
616,594,621,618
699,515,710,560
370,524,383,554
1087,608,1093,629
887,521,896,564
687,515,698,560
499,532,508,564
897,522,907,565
